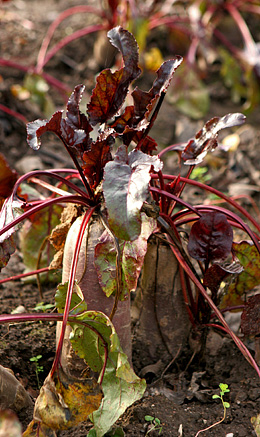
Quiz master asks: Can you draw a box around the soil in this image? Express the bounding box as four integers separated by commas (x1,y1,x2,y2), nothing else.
1,0,260,436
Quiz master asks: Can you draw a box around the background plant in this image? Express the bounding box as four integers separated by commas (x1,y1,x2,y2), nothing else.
0,25,260,437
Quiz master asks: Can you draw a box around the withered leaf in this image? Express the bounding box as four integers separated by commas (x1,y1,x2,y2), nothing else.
33,369,102,431
182,113,246,165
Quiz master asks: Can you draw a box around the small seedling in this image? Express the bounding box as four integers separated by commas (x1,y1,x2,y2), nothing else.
145,415,163,436
30,354,44,389
195,383,230,436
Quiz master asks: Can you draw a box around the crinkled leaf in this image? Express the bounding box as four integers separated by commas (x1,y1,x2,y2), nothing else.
49,204,80,269
107,26,140,78
27,111,63,150
0,154,18,209
221,240,260,307
0,234,16,271
0,195,24,243
241,294,260,336
55,281,88,315
181,113,246,165
27,85,92,159
0,409,22,437
132,57,182,121
203,261,243,295
103,146,162,240
87,27,141,126
19,205,62,281
22,420,56,437
0,195,24,270
82,133,113,190
188,212,233,264
94,213,156,298
60,84,92,159
32,368,102,431
69,311,146,437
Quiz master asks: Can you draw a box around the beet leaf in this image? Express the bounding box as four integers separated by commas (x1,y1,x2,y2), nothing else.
182,113,246,165
0,154,18,209
87,26,141,126
188,212,233,266
103,146,162,240
221,240,260,307
94,213,156,299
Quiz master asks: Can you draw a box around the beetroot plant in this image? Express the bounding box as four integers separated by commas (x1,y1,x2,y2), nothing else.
0,26,260,437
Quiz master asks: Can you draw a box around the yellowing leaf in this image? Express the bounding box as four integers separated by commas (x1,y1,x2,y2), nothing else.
221,241,260,308
32,369,102,431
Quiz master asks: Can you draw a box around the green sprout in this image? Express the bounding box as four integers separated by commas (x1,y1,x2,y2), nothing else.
195,383,230,436
30,354,44,389
144,415,163,436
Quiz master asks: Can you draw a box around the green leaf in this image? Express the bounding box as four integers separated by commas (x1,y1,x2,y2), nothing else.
221,241,260,308
145,416,154,422
219,383,229,392
55,281,88,314
212,395,220,400
19,204,62,282
223,402,230,409
103,146,162,241
94,213,156,298
69,311,146,437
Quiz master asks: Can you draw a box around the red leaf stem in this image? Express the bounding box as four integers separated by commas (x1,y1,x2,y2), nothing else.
53,207,96,375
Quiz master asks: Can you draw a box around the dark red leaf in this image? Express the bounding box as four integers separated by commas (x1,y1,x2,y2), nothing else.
132,57,182,121
82,133,113,190
241,294,260,336
87,27,141,126
203,261,243,296
61,85,92,158
188,212,233,264
0,154,18,209
181,113,246,165
107,26,140,77
27,111,63,150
